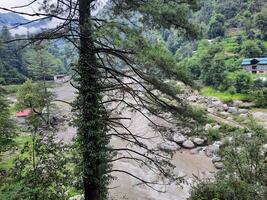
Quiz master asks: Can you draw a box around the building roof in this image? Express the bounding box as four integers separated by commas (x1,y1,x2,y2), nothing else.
242,58,267,66
16,109,31,117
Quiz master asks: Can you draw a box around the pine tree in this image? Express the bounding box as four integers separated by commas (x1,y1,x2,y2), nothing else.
0,1,202,199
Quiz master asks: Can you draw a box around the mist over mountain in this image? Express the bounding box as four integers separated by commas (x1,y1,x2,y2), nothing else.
0,12,54,35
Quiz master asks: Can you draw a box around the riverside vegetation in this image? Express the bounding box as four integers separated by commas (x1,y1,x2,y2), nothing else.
0,0,267,200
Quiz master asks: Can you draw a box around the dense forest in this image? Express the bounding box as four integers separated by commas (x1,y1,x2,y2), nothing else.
0,0,266,200
0,26,75,84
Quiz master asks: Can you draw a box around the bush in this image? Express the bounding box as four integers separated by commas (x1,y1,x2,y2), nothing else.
251,88,267,107
190,179,267,200
207,129,220,142
189,128,267,200
227,86,237,95
235,71,252,93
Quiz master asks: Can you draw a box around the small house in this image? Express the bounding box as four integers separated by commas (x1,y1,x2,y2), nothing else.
16,109,31,123
241,58,267,74
54,74,66,83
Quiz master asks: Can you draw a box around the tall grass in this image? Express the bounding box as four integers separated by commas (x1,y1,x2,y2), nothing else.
201,87,251,102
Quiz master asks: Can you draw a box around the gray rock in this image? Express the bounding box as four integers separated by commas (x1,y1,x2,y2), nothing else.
204,124,212,131
173,134,187,144
213,124,221,130
205,143,221,157
238,109,248,114
193,138,205,146
220,111,230,117
228,107,238,114
212,100,223,108
190,147,203,154
207,107,215,114
182,140,195,149
158,141,181,152
240,113,248,118
223,104,229,111
260,144,267,156
69,195,84,200
226,117,233,121
214,162,224,169
187,96,197,102
233,100,243,107
212,156,222,163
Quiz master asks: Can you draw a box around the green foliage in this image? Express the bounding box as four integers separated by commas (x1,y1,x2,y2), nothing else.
255,6,267,39
199,45,227,88
190,127,267,200
201,87,250,102
240,40,264,57
250,88,267,107
0,87,16,152
207,128,220,142
208,14,226,39
0,28,70,85
235,71,253,93
23,46,65,81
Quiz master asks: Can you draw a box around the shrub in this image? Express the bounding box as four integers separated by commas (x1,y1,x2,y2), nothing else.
227,86,237,95
207,129,220,142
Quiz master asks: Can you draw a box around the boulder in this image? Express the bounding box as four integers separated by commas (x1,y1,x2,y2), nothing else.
239,113,248,118
222,104,229,111
193,138,205,146
190,147,203,155
238,109,248,114
213,124,221,130
233,100,243,107
69,195,84,200
220,111,230,117
205,142,221,157
187,96,197,102
212,156,222,163
158,141,181,152
207,107,215,114
228,107,238,114
212,100,223,108
182,140,195,149
214,162,224,169
260,144,267,156
204,124,212,131
226,117,233,121
173,134,187,144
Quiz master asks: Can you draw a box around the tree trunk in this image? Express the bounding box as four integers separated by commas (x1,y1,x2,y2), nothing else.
78,1,109,200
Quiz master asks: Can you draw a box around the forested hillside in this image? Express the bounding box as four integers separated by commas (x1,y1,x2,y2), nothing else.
0,26,76,84
157,0,267,105
0,1,266,200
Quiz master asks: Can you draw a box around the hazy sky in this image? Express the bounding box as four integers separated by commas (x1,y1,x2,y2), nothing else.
0,0,40,19
0,0,108,19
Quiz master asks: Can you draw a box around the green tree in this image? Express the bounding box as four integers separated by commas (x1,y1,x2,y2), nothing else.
4,80,71,200
0,87,16,153
23,45,65,81
240,40,263,58
208,14,226,39
200,45,227,87
235,71,252,93
190,126,267,200
255,7,267,39
2,1,203,199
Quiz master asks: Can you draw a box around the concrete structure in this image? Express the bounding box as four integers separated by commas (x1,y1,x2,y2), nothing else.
54,74,66,82
241,58,267,74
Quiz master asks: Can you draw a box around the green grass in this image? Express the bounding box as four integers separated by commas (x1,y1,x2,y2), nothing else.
0,133,31,170
2,84,21,95
201,87,251,102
